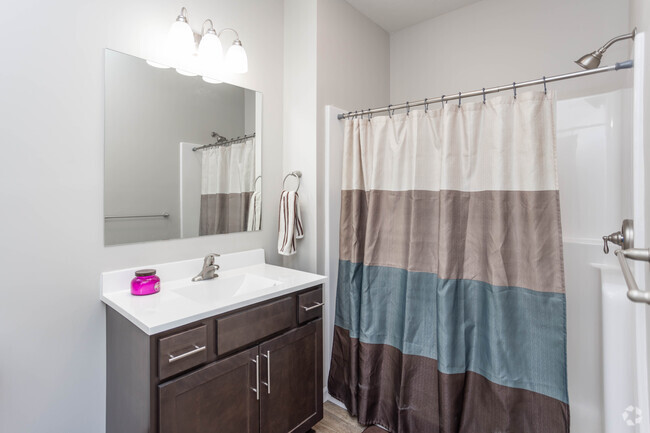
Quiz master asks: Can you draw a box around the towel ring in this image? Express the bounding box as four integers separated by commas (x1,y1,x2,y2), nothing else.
283,171,302,192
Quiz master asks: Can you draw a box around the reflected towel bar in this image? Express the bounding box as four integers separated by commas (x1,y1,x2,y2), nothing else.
105,213,170,220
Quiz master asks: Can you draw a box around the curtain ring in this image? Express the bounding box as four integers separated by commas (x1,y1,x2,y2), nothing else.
458,92,462,107
513,82,517,100
406,101,410,116
482,88,486,104
388,104,393,118
441,95,445,109
543,76,547,95
424,98,428,113
347,112,352,118
368,108,372,121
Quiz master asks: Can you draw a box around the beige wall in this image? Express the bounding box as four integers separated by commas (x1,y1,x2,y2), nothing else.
0,1,284,432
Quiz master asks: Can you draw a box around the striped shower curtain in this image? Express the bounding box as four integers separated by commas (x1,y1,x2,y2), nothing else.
328,92,569,432
199,139,255,235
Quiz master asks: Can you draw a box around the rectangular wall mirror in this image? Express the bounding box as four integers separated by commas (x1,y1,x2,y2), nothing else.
104,49,262,246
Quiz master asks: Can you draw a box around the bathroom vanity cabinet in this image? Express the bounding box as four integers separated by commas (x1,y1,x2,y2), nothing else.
106,285,323,433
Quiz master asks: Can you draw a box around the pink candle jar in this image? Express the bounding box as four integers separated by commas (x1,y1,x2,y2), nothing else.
131,269,161,296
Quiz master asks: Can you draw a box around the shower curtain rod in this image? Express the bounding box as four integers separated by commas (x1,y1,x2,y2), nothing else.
337,60,634,120
192,133,256,151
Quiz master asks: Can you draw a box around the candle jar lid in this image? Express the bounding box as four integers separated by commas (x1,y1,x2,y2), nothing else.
135,269,157,277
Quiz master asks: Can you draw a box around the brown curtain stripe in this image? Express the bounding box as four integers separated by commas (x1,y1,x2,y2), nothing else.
340,189,565,293
329,326,570,433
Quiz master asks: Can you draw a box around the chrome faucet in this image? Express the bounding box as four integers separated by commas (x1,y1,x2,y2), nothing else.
192,253,220,282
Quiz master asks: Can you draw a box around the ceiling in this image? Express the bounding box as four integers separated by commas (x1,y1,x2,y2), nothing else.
345,0,485,33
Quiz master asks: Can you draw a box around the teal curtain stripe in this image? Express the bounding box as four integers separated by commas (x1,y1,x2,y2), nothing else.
334,260,569,404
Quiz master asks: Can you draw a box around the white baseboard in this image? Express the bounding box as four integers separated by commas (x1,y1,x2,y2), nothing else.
323,388,346,409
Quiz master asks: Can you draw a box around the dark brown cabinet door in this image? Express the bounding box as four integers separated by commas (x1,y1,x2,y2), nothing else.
259,319,323,433
159,347,260,433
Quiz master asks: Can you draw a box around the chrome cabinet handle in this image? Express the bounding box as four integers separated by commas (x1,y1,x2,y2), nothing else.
168,345,206,363
251,355,260,400
261,350,271,394
301,302,324,312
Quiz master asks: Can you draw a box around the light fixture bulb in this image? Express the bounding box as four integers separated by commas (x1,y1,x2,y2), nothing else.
176,53,200,76
202,76,223,84
198,29,223,75
146,59,170,69
168,11,195,60
225,40,248,74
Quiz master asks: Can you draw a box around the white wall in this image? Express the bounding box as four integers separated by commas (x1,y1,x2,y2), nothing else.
630,0,650,424
390,0,632,104
314,0,390,397
282,0,318,273
0,0,284,432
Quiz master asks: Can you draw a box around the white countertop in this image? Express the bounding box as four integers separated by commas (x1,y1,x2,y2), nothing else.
100,249,327,335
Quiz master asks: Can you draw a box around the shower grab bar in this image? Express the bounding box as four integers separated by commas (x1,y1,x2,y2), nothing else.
603,219,650,304
105,212,170,220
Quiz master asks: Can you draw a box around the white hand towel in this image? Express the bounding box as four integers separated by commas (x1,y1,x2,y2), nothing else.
247,191,261,231
278,190,304,255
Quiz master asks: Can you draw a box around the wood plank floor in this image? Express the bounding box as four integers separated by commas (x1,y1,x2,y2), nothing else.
312,401,366,433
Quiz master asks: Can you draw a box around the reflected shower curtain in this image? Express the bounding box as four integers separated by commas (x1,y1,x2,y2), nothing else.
199,139,255,234
328,92,569,432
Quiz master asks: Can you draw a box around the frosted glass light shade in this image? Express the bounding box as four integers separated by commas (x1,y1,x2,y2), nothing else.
198,31,223,74
225,41,248,74
176,53,200,76
168,19,195,59
202,76,223,84
146,59,170,69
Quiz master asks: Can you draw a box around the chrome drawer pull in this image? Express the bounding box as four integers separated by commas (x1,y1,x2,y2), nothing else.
168,344,206,363
301,301,324,312
251,355,260,400
261,350,271,394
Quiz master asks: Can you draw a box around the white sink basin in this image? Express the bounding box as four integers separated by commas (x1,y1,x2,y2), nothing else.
174,274,281,304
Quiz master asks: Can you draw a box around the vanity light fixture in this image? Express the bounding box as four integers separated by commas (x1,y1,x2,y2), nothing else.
202,76,223,84
162,7,248,78
198,19,223,74
167,7,195,60
220,28,248,74
145,60,170,69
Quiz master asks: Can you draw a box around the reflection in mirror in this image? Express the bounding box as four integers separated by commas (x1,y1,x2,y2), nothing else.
104,49,262,246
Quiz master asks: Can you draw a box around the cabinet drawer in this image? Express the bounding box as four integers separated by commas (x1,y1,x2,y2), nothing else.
159,324,208,380
297,287,323,324
217,297,294,356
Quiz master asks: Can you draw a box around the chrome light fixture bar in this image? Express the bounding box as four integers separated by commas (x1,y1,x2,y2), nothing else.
160,7,249,79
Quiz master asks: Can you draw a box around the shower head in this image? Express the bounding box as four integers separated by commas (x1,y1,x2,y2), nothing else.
575,28,636,70
211,131,228,142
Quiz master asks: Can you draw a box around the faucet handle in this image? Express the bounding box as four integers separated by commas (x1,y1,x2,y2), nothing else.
203,253,220,264
603,231,623,254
